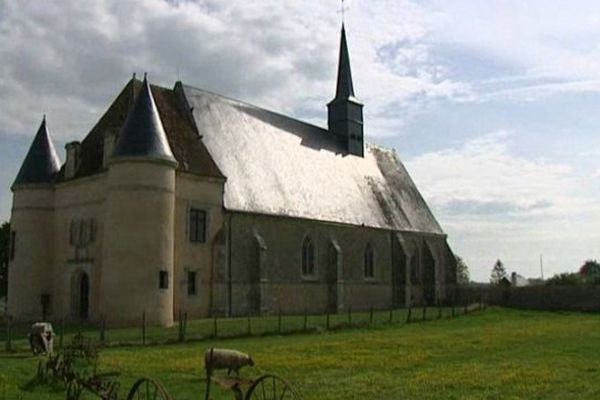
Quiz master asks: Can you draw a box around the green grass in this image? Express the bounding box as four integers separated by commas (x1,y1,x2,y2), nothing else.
1,308,599,399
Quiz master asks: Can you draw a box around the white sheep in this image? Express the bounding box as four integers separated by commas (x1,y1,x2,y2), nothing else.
204,348,255,376
28,322,55,355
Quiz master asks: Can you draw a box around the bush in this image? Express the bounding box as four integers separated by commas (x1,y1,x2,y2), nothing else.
546,273,582,286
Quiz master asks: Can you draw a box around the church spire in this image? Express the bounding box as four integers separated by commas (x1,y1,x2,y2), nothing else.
112,74,176,164
334,24,355,101
12,116,61,188
328,25,364,157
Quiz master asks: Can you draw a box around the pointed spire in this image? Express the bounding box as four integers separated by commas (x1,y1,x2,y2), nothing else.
112,75,176,164
333,24,356,102
12,117,61,188
327,24,364,157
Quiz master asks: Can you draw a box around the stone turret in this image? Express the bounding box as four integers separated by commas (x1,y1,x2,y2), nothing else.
8,117,60,320
101,75,177,327
327,25,364,157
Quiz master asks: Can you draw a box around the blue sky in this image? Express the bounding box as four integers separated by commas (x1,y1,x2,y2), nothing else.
1,0,599,281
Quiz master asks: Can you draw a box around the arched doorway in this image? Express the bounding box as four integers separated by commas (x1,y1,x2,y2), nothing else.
72,271,90,320
422,243,436,305
326,240,342,313
79,274,89,319
247,233,266,315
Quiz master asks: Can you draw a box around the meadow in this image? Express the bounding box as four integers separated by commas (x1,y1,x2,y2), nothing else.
1,307,599,399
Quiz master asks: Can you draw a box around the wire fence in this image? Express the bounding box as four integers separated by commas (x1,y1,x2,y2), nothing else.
1,301,486,353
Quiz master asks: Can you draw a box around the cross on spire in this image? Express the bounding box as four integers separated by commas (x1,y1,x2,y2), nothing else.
337,0,349,24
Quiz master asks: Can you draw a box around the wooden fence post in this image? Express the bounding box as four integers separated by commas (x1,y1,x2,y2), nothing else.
303,309,307,331
99,313,106,343
142,311,146,346
59,315,65,349
277,309,282,334
213,313,218,337
406,306,412,324
183,312,188,341
5,315,12,352
178,309,183,342
247,312,251,336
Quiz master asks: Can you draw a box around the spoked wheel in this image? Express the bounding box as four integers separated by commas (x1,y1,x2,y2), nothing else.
126,377,173,400
36,360,46,381
245,374,302,400
66,379,83,400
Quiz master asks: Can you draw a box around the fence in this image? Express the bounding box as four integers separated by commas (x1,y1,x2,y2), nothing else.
1,301,486,352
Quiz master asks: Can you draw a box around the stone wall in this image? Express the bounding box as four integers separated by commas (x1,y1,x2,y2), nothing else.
225,212,397,316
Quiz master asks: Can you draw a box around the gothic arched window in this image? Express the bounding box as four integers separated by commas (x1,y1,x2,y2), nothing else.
302,236,315,277
364,244,375,279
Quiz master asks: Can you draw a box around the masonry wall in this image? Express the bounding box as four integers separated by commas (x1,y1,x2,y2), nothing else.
225,213,396,316
7,187,56,320
173,172,225,319
52,174,106,322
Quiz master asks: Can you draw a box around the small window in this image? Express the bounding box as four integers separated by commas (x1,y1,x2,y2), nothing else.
69,221,78,246
189,209,207,243
9,230,16,260
302,236,315,276
187,270,197,295
364,244,375,279
159,270,169,289
88,219,96,243
79,220,86,246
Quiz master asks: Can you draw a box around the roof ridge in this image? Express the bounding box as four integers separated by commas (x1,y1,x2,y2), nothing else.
180,82,388,151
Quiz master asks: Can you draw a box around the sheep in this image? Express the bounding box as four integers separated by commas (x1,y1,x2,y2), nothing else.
204,348,255,376
28,322,55,355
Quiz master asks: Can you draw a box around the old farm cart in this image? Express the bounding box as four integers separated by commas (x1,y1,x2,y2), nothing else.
124,374,302,400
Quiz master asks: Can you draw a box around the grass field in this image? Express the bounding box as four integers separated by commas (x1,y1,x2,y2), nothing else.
1,307,599,399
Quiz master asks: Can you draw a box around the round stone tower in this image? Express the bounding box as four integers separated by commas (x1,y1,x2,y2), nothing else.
101,76,177,327
8,116,61,320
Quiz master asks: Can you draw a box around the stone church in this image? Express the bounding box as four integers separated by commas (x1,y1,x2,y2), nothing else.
7,26,456,326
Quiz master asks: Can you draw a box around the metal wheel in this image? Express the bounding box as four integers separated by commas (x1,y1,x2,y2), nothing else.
126,377,173,400
245,375,302,400
37,360,47,381
66,379,83,400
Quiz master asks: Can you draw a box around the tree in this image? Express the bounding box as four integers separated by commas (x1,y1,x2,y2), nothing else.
490,259,507,285
0,221,9,297
580,260,600,279
455,255,470,285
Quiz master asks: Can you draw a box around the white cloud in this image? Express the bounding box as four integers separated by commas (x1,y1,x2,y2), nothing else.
405,130,600,281
0,0,467,141
406,130,588,218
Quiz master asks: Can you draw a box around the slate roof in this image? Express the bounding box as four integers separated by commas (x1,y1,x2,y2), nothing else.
182,85,444,235
61,78,223,180
13,117,61,187
48,77,443,235
112,76,176,163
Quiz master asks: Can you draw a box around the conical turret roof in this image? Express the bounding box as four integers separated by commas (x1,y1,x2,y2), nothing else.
330,25,359,103
13,116,61,188
112,75,176,163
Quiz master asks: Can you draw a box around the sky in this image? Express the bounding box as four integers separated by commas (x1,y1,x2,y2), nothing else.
1,0,599,282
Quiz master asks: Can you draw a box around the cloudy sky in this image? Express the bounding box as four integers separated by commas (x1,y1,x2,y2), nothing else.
1,0,599,281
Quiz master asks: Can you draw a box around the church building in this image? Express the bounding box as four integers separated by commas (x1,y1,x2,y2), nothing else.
7,26,456,326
